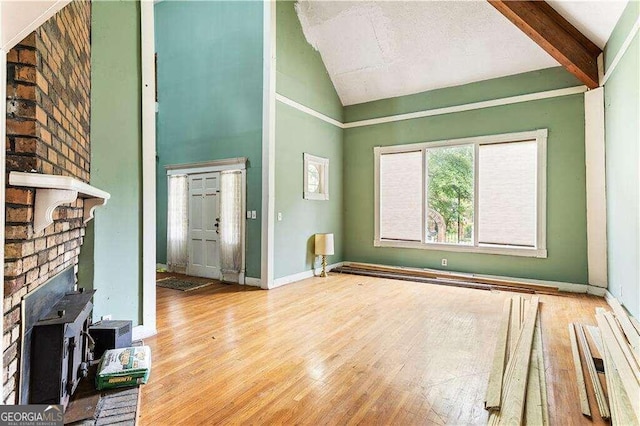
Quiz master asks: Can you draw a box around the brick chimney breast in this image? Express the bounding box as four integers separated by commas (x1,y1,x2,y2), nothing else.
4,1,91,404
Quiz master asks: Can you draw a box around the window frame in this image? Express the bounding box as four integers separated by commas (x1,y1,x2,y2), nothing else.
303,153,330,201
374,129,547,258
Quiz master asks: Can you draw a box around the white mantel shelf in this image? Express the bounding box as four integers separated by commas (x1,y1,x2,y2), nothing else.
9,172,111,233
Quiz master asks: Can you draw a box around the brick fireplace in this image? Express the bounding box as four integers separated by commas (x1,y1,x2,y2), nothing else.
4,2,91,404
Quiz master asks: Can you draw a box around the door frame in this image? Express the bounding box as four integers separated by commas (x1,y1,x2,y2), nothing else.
166,158,247,284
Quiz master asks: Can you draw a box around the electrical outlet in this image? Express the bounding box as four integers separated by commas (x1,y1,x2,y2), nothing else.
101,315,112,321
441,258,448,267
277,212,282,221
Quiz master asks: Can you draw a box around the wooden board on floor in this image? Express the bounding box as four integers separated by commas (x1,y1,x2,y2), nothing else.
577,323,609,419
488,297,539,425
569,323,591,417
344,262,559,293
596,310,640,422
485,298,512,410
524,316,544,424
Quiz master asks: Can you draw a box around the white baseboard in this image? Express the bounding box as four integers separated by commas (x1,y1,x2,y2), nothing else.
245,277,262,287
272,262,344,289
587,285,608,297
132,324,157,341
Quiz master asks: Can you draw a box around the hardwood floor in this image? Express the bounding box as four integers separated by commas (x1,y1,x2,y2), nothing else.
139,273,609,425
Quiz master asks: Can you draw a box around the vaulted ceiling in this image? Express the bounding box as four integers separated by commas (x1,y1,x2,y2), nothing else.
295,0,627,106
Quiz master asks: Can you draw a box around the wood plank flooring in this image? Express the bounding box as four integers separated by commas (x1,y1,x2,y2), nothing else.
139,273,609,425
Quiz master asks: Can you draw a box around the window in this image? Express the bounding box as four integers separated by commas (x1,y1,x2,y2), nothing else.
374,130,547,257
304,153,329,200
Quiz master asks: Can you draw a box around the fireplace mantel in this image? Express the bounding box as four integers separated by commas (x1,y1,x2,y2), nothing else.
9,172,111,233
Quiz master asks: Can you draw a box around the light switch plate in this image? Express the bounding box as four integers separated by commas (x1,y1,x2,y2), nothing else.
251,210,257,219
246,211,251,219
277,212,282,221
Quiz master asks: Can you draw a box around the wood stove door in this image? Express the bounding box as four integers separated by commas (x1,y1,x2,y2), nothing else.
67,328,86,398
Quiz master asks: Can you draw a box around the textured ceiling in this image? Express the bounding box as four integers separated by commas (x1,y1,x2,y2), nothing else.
547,0,626,48
295,0,627,106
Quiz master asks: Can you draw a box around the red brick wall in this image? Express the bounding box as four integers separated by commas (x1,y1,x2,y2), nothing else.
3,2,91,404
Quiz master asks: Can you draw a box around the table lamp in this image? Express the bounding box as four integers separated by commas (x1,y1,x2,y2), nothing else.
315,233,334,277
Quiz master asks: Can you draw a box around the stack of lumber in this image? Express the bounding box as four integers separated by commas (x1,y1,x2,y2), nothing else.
484,296,548,425
569,298,640,424
335,263,559,295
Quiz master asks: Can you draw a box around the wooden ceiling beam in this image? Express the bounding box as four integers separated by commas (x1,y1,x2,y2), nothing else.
488,0,601,89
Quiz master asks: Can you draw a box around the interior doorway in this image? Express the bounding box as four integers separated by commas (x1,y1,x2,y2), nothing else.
165,159,247,284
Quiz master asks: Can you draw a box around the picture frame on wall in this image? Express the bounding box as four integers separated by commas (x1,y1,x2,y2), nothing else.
303,153,329,200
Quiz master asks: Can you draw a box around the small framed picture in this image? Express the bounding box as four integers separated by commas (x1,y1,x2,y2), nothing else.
303,153,329,200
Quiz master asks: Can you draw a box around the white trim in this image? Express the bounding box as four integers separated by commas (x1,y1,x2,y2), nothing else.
141,0,157,334
262,0,276,290
272,262,345,288
588,286,608,297
2,0,71,51
373,239,547,258
245,277,262,287
275,93,344,129
601,15,640,86
276,86,587,131
240,169,247,284
374,129,548,154
132,325,158,341
0,46,6,402
584,88,608,288
374,130,548,258
344,86,587,129
166,157,247,173
165,157,247,176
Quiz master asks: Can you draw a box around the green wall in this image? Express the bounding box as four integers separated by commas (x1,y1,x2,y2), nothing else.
276,0,342,121
154,1,263,278
343,68,589,284
82,0,143,324
603,1,640,318
274,1,344,279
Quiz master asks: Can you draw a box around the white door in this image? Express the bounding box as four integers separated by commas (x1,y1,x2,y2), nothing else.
187,173,221,279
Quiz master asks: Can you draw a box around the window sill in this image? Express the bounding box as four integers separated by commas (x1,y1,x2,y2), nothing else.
373,239,547,258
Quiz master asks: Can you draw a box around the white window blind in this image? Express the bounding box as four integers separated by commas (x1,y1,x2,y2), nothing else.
478,141,537,247
379,151,423,241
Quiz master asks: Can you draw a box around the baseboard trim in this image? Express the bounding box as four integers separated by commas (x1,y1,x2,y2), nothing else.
255,260,612,297
587,285,608,297
272,262,345,289
245,277,262,287
132,325,157,341
342,261,597,294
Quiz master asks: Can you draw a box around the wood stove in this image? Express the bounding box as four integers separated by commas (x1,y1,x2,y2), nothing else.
30,288,95,408
19,266,95,410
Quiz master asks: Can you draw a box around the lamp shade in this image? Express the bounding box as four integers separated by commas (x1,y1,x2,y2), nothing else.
314,233,335,256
